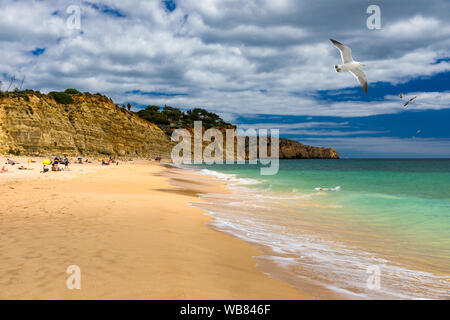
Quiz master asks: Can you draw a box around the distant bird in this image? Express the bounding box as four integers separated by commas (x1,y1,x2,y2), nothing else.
330,38,368,94
415,129,422,135
398,93,404,99
404,96,417,107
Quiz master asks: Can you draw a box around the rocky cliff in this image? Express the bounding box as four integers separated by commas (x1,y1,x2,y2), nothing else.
279,138,339,159
182,127,339,160
0,91,339,160
0,92,173,158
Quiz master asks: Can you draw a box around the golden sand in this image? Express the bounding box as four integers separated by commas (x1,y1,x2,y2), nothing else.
0,158,308,299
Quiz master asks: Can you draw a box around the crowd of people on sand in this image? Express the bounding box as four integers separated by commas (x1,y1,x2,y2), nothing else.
1,156,75,174
99,157,119,166
1,155,164,175
40,156,71,173
2,158,36,173
40,156,123,173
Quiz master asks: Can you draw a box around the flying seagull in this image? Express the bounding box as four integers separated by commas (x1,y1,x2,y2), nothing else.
404,96,417,107
415,129,422,135
330,39,368,94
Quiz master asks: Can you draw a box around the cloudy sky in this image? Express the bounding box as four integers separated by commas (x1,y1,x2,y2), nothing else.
1,0,449,157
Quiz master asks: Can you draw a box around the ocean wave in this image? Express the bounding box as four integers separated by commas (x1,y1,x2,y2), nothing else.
191,181,449,299
198,168,262,186
204,207,449,299
314,186,341,191
182,165,449,299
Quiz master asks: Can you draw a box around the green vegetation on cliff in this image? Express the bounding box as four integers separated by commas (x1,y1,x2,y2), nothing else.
49,91,74,105
137,105,233,135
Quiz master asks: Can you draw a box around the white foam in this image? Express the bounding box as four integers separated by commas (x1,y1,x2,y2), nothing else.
194,187,450,300
314,186,341,191
197,168,262,186
182,166,449,299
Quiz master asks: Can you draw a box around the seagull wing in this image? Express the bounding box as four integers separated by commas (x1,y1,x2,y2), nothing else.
404,96,417,107
330,39,353,64
349,68,368,94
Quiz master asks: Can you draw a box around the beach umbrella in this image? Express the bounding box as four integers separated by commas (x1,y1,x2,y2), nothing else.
43,159,51,165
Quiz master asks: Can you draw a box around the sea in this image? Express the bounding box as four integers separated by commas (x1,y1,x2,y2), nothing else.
180,159,450,299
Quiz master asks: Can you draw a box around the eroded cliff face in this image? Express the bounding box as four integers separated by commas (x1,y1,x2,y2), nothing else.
181,127,339,160
0,92,173,158
0,92,339,159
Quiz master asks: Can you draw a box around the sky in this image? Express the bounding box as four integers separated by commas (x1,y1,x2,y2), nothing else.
1,0,449,158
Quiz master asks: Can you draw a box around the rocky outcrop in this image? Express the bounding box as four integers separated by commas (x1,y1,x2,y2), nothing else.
279,138,339,159
181,127,339,160
0,92,173,158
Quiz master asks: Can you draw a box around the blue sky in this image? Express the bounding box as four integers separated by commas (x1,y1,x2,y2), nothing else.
0,0,449,157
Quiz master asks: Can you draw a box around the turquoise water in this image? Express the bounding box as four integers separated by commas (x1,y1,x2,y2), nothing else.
186,159,450,299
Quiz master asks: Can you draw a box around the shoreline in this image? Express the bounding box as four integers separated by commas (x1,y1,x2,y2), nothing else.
166,164,345,300
0,157,309,299
180,163,450,300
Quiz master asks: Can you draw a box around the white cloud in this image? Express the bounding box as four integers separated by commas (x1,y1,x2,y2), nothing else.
386,16,445,39
0,0,449,119
235,121,387,136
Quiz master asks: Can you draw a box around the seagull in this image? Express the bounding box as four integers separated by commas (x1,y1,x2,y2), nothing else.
404,96,417,107
415,129,422,135
330,38,368,94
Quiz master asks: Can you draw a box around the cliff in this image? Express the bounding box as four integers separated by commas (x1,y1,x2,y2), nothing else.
182,127,339,160
279,138,339,159
0,91,339,160
0,91,173,158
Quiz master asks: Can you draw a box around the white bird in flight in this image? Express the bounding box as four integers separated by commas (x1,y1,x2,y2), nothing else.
330,39,368,94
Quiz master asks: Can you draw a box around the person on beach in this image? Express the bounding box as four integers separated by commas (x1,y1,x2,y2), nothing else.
1,166,8,173
40,165,49,173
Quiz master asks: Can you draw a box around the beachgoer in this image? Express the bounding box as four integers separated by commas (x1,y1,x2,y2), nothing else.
1,166,8,173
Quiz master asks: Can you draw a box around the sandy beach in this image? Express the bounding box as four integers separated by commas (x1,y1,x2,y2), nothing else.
0,157,308,299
